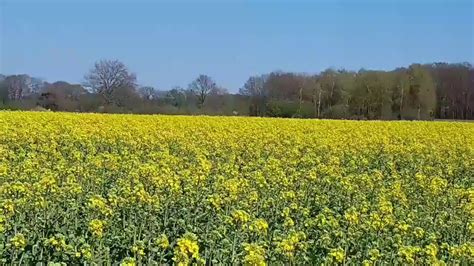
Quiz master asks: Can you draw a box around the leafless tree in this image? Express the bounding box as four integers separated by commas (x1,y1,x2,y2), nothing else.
5,75,31,100
240,75,268,116
189,74,216,108
240,75,266,97
138,86,156,100
210,86,228,96
84,59,136,103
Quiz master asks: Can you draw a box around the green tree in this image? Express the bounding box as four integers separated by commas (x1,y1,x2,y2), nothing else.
405,64,436,120
349,70,392,119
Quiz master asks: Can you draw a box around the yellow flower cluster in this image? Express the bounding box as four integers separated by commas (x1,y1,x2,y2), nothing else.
232,210,251,225
88,219,106,238
328,247,345,263
275,231,308,259
249,218,269,235
173,233,203,265
243,243,266,266
9,233,26,251
0,111,473,264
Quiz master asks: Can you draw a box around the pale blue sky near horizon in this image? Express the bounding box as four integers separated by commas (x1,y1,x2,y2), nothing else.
1,0,473,92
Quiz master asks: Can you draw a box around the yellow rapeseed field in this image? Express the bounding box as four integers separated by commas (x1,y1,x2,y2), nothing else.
0,111,473,265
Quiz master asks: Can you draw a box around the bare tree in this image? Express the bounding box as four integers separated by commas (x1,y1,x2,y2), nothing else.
5,75,31,100
210,86,228,96
319,69,338,109
84,59,137,103
240,75,268,116
30,77,46,94
138,86,156,100
188,74,216,108
240,75,266,97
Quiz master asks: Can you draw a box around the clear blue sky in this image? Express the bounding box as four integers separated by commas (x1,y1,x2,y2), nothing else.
1,0,473,92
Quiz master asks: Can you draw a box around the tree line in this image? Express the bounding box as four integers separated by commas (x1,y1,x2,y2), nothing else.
1,60,473,120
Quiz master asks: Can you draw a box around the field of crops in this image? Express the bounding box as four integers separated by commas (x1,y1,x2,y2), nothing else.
0,111,473,265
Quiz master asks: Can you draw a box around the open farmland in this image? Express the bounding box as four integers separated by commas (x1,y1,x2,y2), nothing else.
0,111,473,265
